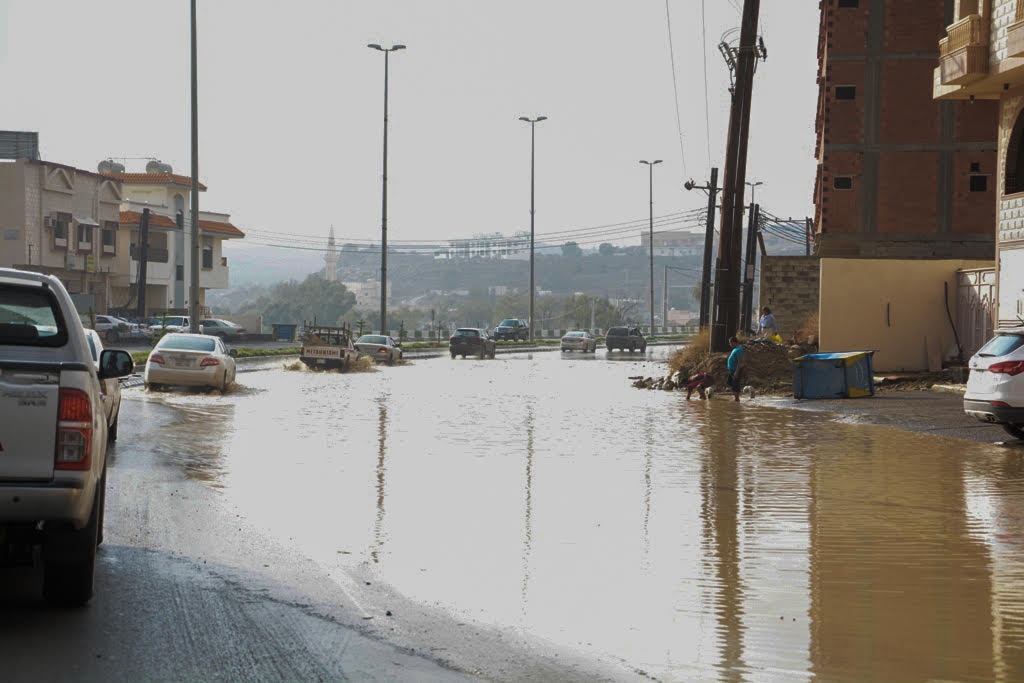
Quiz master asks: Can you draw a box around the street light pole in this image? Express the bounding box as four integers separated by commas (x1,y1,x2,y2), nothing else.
745,180,763,208
640,159,662,336
519,115,547,342
188,0,200,333
368,43,405,334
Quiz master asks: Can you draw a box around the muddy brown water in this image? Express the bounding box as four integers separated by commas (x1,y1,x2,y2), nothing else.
126,348,1024,681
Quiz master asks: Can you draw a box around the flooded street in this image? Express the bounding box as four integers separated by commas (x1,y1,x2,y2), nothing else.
118,348,1024,680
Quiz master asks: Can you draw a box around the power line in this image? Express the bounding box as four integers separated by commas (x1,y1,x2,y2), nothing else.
664,0,688,178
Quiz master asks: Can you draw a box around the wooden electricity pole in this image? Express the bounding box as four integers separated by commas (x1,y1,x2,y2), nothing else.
710,0,762,352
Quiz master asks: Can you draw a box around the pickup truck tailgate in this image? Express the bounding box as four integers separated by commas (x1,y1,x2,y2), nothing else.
0,364,58,481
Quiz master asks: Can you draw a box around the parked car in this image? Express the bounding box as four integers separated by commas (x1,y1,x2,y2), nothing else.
144,333,237,392
606,326,647,352
354,334,403,364
493,318,529,341
561,330,597,353
964,327,1024,439
84,328,123,441
149,315,191,333
450,328,496,359
200,318,246,340
0,267,134,604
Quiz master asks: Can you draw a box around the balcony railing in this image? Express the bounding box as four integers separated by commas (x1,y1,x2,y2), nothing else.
939,14,989,86
128,245,169,263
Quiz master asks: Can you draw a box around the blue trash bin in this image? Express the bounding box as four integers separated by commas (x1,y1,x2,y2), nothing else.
272,323,297,342
793,351,875,399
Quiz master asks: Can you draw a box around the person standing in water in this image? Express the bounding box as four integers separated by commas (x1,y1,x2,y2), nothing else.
727,336,744,402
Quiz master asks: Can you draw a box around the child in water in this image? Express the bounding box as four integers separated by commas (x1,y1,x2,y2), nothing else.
727,336,744,402
684,372,715,400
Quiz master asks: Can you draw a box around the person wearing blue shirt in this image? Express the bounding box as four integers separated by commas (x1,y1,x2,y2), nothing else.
757,307,778,339
727,336,744,402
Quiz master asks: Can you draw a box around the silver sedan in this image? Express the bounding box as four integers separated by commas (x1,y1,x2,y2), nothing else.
144,333,237,392
354,334,403,364
561,330,597,353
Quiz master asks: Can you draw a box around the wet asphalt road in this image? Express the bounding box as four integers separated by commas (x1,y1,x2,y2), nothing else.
5,348,1024,681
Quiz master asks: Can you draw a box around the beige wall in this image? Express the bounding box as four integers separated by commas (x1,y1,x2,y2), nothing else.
819,258,993,372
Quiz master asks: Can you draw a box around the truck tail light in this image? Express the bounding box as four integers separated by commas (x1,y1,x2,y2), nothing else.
149,353,165,365
56,388,91,471
200,357,220,367
989,361,1024,376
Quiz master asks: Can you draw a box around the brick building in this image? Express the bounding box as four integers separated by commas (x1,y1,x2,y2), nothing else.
814,0,998,259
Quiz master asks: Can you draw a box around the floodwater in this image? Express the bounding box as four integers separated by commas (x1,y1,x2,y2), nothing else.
127,348,1024,681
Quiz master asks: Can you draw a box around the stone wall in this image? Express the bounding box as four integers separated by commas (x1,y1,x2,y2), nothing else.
758,256,820,338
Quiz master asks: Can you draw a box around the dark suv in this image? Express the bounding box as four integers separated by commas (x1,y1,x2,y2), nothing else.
493,318,529,341
606,326,646,352
450,328,496,359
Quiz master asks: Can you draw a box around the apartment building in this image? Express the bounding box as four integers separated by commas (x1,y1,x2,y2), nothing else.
0,158,128,310
933,0,1024,326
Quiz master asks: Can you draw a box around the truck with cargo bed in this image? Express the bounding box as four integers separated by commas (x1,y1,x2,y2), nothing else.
300,324,358,371
0,268,134,604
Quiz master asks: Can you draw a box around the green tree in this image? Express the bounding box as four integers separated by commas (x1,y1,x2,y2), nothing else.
262,274,357,326
561,241,583,257
598,242,617,256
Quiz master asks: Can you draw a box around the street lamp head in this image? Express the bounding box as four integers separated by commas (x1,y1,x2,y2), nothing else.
367,43,383,50
392,44,406,51
519,116,531,122
536,115,548,122
640,160,648,165
684,179,695,191
653,159,663,165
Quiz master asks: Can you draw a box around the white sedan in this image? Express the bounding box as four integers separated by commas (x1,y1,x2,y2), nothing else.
561,330,597,353
144,333,237,393
964,327,1024,439
84,327,124,441
354,334,403,364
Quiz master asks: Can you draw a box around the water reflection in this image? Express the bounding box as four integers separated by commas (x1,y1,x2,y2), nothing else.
123,348,1024,679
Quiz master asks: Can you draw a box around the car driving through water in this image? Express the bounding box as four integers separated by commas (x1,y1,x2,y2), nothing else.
964,326,1024,439
144,333,237,393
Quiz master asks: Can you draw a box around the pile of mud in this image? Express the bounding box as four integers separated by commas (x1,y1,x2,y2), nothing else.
635,340,811,395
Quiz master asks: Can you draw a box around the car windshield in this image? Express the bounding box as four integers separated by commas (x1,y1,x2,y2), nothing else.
978,333,1024,357
358,335,387,345
0,284,68,347
499,320,518,327
454,329,479,337
608,327,627,335
157,334,216,352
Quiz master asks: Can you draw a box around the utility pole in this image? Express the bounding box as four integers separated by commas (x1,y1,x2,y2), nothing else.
519,115,547,342
640,159,662,335
188,0,200,333
805,217,813,256
685,168,719,330
368,43,406,335
740,203,759,333
711,0,764,352
137,208,150,317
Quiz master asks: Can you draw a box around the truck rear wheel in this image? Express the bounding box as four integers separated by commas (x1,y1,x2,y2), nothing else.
43,475,101,606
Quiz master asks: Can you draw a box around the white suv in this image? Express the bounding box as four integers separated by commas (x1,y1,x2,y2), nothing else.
0,268,134,604
963,327,1024,439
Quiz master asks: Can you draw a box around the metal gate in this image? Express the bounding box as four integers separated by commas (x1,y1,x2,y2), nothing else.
957,268,996,358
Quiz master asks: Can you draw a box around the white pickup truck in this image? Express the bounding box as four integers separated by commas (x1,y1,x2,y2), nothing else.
300,325,357,371
0,268,134,604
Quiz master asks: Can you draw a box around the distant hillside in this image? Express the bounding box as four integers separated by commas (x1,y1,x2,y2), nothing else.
223,243,324,286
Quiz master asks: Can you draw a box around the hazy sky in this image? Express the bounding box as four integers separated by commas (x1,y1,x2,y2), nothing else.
0,0,818,252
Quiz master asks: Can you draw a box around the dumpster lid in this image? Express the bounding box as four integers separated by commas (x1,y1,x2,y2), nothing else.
801,351,874,360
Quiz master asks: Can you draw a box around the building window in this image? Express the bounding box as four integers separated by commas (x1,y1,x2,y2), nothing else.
77,224,93,253
53,212,70,249
176,265,184,281
201,237,213,269
101,221,117,255
970,162,981,173
834,86,856,100
837,0,858,7
833,176,854,190
1006,108,1024,195
970,175,988,192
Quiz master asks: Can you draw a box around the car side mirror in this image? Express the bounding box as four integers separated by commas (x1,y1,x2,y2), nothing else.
229,349,238,358
99,349,134,379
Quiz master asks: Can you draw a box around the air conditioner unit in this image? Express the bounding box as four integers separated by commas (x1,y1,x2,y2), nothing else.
43,216,55,228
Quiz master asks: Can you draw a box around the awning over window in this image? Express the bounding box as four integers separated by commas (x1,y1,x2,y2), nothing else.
74,215,99,227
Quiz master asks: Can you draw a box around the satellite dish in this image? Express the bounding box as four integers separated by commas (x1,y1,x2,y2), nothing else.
111,162,125,173
97,160,113,174
158,162,173,174
145,160,164,174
